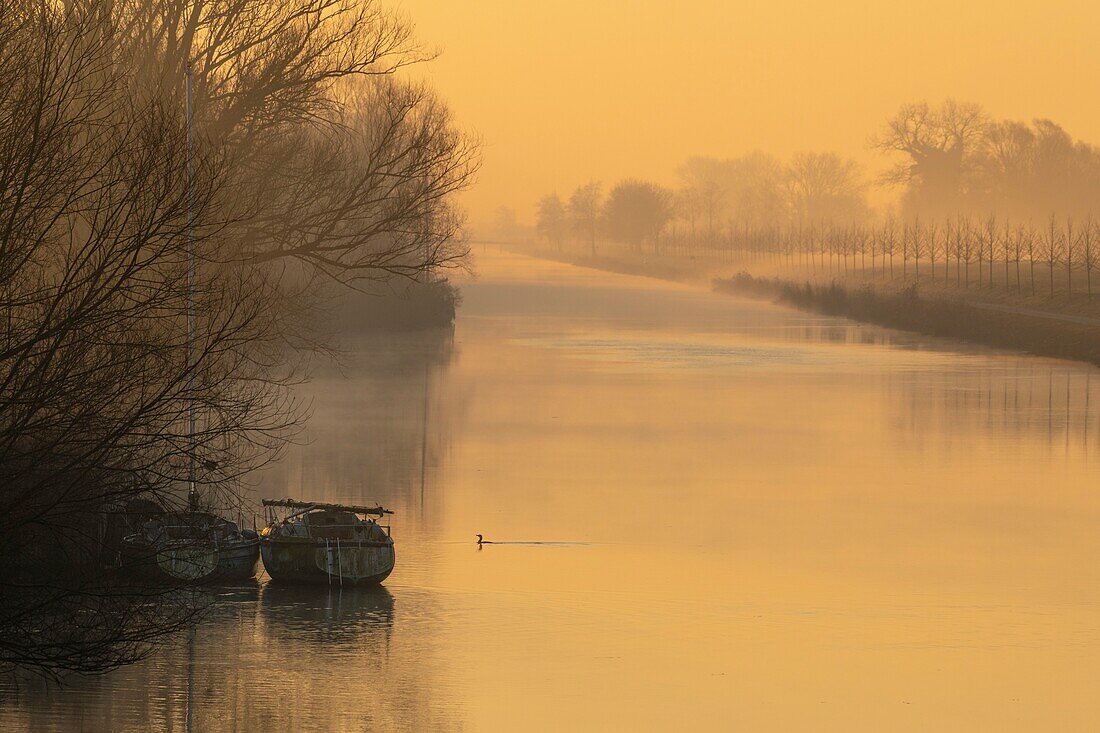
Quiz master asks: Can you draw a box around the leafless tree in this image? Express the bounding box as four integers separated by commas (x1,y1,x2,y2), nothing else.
882,219,897,279
678,158,725,239
1043,214,1061,299
1082,220,1096,300
957,217,975,288
603,180,675,254
108,0,478,287
1065,218,1076,297
982,215,998,290
568,183,602,257
1025,223,1038,296
0,0,476,680
1012,223,1024,293
911,218,924,280
873,100,989,217
536,194,568,252
784,152,868,223
927,221,939,283
901,222,910,279
0,3,303,678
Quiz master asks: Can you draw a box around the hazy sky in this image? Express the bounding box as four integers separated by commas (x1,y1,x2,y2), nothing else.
401,0,1099,226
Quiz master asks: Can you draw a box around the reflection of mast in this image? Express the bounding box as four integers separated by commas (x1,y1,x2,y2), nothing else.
419,218,432,518
419,361,429,518
186,625,195,733
186,63,198,510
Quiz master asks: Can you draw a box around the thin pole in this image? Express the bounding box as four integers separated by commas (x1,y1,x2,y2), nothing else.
186,63,197,510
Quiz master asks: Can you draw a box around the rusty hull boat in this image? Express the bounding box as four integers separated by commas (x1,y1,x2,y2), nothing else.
260,499,395,585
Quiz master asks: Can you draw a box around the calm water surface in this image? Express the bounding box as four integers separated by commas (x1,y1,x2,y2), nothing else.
6,251,1100,731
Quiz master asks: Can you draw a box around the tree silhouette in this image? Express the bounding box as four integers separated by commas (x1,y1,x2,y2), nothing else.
535,194,568,252
874,100,989,216
568,183,603,256
603,180,675,254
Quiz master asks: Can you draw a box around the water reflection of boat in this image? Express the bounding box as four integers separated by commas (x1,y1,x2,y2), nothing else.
259,582,395,644
120,511,259,583
260,499,395,585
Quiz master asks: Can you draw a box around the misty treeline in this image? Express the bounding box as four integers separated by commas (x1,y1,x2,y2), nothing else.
0,0,475,679
535,100,1100,300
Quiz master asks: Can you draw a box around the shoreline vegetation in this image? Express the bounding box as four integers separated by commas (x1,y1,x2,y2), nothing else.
516,245,1100,367
0,1,474,679
511,99,1100,368
715,274,1100,366
338,279,461,332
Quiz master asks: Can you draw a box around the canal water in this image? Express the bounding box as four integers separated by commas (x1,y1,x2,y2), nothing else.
5,250,1100,731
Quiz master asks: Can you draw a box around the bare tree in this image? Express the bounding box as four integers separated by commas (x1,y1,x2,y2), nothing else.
568,183,603,257
0,0,478,680
958,217,975,288
901,222,910,280
0,3,301,678
982,215,998,290
928,221,939,283
1025,222,1038,296
784,152,868,223
109,0,477,286
1012,223,1024,293
536,194,568,252
873,100,989,217
678,158,725,239
234,77,477,284
882,219,897,279
603,180,675,254
1043,214,1061,299
1065,218,1076,297
912,218,924,280
1083,219,1096,300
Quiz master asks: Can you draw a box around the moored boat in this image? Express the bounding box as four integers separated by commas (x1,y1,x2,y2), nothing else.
116,65,260,587
260,499,395,585
120,511,259,583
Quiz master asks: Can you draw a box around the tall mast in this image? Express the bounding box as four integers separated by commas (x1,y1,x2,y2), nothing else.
186,63,197,511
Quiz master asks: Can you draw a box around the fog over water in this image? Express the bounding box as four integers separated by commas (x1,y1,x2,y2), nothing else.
6,250,1100,731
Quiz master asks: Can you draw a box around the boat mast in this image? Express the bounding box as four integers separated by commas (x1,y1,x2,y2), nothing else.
186,63,197,511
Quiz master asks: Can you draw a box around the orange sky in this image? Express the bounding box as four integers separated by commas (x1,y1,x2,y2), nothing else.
399,0,1099,226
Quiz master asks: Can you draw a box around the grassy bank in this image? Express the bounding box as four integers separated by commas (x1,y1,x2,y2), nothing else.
716,273,1100,366
512,246,717,284
503,242,1100,367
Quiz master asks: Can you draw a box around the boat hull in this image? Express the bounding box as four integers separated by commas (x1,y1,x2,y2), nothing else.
260,538,395,585
121,538,259,583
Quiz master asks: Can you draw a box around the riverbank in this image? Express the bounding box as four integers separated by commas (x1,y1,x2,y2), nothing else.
507,244,1100,366
505,246,718,285
716,273,1100,366
336,279,460,332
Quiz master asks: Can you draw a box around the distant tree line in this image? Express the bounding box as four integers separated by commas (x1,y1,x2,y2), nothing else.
673,215,1100,300
535,150,866,255
0,0,476,679
533,100,1100,301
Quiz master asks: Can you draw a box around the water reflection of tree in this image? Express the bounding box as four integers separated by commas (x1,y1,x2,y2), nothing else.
1,582,461,732
254,327,459,526
888,361,1100,456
